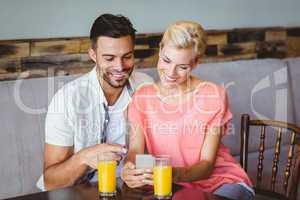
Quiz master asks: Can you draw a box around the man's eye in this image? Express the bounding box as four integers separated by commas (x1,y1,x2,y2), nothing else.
123,55,132,59
105,57,113,61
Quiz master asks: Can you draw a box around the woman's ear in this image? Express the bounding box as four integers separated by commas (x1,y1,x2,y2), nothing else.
192,56,200,69
88,48,97,63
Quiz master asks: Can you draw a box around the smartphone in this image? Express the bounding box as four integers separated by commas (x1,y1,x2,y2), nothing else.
135,154,155,169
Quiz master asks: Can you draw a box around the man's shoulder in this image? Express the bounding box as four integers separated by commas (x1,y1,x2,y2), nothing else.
49,69,96,109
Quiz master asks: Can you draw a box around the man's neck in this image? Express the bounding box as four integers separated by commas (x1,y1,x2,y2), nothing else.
99,78,124,106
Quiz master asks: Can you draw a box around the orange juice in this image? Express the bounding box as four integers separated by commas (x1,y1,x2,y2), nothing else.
153,165,172,196
98,160,117,194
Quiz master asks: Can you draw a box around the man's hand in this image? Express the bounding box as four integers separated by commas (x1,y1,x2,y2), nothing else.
78,143,127,169
121,162,153,188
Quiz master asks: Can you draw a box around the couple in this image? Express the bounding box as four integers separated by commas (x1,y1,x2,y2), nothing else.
38,14,254,200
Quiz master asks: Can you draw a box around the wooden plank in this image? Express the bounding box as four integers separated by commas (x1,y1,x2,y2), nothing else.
265,30,287,42
257,41,287,58
207,33,227,45
135,34,149,45
219,42,256,56
228,29,265,43
287,28,300,37
21,53,93,70
19,69,48,79
202,53,257,63
147,34,162,48
135,44,150,50
135,53,158,68
80,38,91,53
205,45,218,56
31,39,81,56
55,66,93,76
0,42,30,59
287,37,300,57
0,71,21,81
0,58,21,73
134,49,157,59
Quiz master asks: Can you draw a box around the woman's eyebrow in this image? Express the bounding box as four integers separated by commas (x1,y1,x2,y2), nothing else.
162,53,171,62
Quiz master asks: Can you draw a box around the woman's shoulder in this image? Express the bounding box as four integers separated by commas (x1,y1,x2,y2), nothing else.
193,78,226,97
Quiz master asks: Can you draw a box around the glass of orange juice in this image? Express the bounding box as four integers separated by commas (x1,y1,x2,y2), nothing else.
97,153,117,197
153,155,172,199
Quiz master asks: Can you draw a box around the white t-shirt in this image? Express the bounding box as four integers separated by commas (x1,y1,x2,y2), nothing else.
37,67,153,190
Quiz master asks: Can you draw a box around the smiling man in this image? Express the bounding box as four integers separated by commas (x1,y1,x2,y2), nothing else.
37,14,153,190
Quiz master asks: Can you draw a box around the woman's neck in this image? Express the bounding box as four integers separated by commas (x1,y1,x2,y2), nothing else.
157,77,194,97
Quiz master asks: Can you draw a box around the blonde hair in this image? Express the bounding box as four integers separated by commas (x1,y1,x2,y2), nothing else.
160,21,207,60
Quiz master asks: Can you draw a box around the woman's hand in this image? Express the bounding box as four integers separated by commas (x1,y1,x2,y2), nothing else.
121,162,153,188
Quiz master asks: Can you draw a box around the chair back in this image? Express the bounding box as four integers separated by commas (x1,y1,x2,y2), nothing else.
240,114,300,200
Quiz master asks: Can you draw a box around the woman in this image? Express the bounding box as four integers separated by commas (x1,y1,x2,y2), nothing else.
121,21,254,200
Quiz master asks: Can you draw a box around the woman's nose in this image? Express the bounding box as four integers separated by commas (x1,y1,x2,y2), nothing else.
166,65,177,77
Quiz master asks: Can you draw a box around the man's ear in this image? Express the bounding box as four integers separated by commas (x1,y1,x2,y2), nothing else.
88,48,97,63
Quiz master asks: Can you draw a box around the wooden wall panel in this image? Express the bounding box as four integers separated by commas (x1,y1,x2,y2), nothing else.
0,26,299,81
31,39,81,56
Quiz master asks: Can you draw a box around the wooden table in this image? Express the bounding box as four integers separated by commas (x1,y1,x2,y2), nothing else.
4,183,227,200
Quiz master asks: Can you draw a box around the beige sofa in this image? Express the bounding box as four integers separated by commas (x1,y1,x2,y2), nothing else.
0,58,299,199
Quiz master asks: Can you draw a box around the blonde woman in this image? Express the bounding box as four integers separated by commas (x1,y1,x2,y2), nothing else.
121,21,254,200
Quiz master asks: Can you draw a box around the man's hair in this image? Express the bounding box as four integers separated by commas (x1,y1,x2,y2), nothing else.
90,13,137,49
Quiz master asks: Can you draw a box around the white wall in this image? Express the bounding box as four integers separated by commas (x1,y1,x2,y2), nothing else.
0,0,299,40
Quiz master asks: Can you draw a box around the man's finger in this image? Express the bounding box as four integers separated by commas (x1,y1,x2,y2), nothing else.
107,144,127,154
124,162,135,169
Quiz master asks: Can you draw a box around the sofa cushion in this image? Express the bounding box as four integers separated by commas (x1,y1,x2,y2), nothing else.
285,57,300,127
192,59,295,155
0,75,77,199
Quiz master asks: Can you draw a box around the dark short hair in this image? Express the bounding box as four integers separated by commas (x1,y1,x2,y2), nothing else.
90,13,137,49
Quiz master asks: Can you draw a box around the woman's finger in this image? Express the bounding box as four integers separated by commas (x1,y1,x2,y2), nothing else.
142,179,153,185
127,181,146,188
123,174,145,182
143,173,153,180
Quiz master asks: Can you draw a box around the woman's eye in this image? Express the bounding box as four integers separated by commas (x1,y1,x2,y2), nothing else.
162,58,170,63
178,65,189,70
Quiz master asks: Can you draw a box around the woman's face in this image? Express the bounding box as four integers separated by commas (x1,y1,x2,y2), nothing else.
157,44,196,88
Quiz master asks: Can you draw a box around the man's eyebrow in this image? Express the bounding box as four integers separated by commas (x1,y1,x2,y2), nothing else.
102,54,114,57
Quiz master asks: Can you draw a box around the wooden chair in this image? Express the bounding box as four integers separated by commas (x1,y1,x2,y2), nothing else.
240,114,300,200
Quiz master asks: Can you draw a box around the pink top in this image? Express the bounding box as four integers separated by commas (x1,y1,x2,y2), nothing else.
128,82,253,193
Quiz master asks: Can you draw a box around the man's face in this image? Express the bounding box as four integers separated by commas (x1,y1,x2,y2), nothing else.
89,35,135,88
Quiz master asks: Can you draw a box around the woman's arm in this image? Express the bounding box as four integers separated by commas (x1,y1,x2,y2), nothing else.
122,124,152,188
173,126,221,182
125,124,145,163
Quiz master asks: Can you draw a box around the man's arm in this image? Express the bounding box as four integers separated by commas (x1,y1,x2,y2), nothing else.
43,144,87,190
44,143,125,190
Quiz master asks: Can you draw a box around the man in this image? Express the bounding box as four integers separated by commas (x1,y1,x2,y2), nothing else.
37,13,153,190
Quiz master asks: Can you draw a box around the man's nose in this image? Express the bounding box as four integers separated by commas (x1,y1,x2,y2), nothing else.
113,58,123,71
